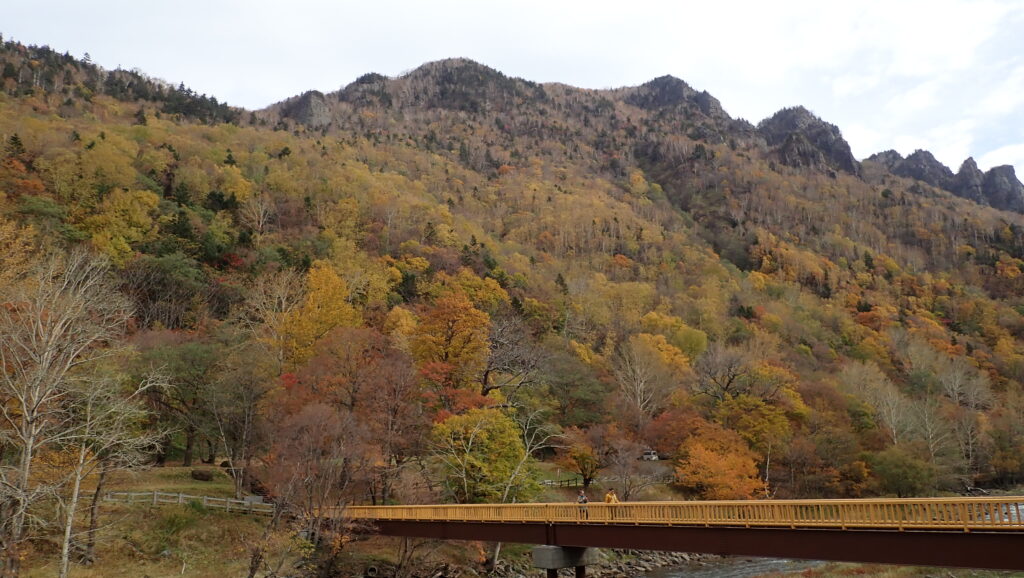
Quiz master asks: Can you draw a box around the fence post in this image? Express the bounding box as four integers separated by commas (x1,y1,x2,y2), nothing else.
178,492,183,504
203,496,208,507
152,492,158,506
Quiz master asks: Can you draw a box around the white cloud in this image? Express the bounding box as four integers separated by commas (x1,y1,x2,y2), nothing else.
926,120,977,168
843,123,887,159
979,64,1024,116
979,144,1024,171
832,74,881,98
884,80,942,117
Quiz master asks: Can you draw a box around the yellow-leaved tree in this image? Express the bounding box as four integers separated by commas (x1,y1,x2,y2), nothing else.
0,214,34,287
83,189,160,264
280,260,362,365
431,408,537,503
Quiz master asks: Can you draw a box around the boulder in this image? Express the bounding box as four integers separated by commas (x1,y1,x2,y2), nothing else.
190,469,214,482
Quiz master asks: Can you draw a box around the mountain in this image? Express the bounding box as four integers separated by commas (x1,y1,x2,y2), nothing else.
5,42,1024,577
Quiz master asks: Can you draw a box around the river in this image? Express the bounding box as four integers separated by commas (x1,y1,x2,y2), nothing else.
646,556,824,577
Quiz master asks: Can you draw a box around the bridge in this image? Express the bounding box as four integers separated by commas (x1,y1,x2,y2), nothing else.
347,497,1024,572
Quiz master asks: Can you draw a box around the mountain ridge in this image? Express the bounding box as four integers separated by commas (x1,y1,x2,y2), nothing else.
1,36,1017,207
264,57,1024,213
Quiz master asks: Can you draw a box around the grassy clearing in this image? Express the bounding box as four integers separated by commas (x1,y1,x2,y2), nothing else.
22,462,280,577
24,501,298,578
103,464,238,498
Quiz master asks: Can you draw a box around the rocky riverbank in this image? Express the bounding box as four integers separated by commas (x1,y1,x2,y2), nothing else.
485,549,708,577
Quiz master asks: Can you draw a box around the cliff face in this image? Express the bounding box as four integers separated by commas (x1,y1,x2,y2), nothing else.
893,150,954,190
757,107,860,176
954,158,986,204
983,165,1024,213
279,90,332,128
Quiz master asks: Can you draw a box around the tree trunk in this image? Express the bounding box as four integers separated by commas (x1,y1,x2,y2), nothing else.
183,425,196,467
59,444,90,578
84,462,109,565
485,542,503,572
204,439,216,464
5,430,37,578
155,436,171,466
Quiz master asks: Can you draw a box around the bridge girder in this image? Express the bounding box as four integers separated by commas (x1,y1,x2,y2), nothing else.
369,520,1024,571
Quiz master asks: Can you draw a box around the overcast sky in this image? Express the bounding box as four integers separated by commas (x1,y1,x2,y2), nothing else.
5,0,1023,173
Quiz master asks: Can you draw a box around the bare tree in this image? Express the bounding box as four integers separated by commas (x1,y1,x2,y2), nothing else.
210,340,274,499
238,192,276,242
238,269,305,368
263,404,368,546
935,355,992,410
603,436,666,501
692,341,751,402
613,339,674,431
486,407,558,569
57,370,164,578
912,397,957,467
0,250,130,577
480,314,546,402
839,361,916,446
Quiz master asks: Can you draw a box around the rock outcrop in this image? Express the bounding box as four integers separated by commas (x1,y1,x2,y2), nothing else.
278,90,332,128
866,149,1024,213
867,149,904,171
758,106,860,175
982,165,1024,213
953,158,986,204
892,150,954,190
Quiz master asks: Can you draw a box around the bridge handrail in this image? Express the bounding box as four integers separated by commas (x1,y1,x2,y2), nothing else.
344,497,1024,532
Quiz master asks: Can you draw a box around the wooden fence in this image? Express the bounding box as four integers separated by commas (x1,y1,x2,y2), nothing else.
104,491,275,516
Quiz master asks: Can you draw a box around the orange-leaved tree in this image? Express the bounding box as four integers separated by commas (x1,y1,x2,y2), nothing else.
674,419,765,499
411,291,491,413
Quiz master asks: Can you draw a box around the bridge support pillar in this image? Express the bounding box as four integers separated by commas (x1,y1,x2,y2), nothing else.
532,546,599,577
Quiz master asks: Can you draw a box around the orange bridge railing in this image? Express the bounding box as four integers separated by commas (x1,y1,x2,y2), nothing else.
345,497,1024,532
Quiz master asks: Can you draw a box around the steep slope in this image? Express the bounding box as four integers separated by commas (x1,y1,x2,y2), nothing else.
3,44,1024,517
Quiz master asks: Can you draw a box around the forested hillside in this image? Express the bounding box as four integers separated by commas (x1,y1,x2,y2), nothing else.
3,39,1024,575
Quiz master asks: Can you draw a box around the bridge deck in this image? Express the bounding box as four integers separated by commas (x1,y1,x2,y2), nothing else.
347,497,1024,531
346,498,1024,570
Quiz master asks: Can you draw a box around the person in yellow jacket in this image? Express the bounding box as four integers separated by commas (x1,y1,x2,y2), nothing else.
604,488,620,520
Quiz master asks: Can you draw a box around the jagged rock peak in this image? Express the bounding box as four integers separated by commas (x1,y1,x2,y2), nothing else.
758,106,860,175
627,76,695,107
866,149,904,170
892,150,954,190
758,106,820,141
983,165,1024,213
953,157,986,204
624,75,727,119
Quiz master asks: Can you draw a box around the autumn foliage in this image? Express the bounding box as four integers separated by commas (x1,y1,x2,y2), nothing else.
5,38,1024,575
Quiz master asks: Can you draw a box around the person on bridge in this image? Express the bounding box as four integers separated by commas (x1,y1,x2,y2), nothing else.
604,488,620,520
577,489,589,520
